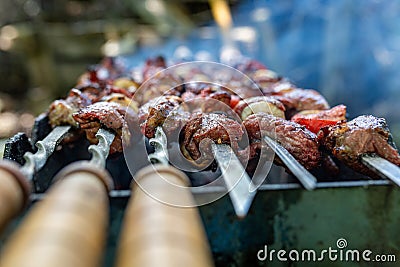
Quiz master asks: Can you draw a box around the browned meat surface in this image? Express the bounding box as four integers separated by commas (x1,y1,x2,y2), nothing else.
292,105,346,121
77,57,126,86
182,86,233,115
233,96,286,120
48,89,92,128
138,95,183,138
73,102,138,154
143,56,167,81
181,113,244,163
273,88,330,118
320,115,400,175
243,113,321,170
134,72,183,105
261,81,329,118
182,83,231,105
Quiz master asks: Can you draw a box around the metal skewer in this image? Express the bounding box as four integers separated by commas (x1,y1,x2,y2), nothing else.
212,144,256,218
88,128,116,167
0,128,114,267
264,135,317,190
21,125,71,181
148,127,255,218
361,155,400,186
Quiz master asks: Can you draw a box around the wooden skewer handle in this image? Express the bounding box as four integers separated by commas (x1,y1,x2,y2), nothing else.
115,164,214,267
0,160,31,234
0,161,113,267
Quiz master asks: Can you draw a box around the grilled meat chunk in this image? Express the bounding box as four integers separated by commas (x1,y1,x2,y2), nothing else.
48,89,92,128
234,96,286,120
181,113,244,163
73,102,138,154
138,95,183,138
181,83,233,116
143,55,167,81
243,113,321,170
320,115,400,175
274,88,330,118
262,82,329,118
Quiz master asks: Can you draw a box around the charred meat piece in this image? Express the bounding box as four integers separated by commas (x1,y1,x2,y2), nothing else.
48,89,92,128
234,96,286,120
291,105,347,134
77,57,125,86
262,82,329,118
138,95,183,138
143,55,167,81
234,59,267,74
182,83,231,104
243,113,321,170
181,113,244,163
273,88,330,118
135,72,183,105
182,83,233,115
320,115,400,175
73,102,138,154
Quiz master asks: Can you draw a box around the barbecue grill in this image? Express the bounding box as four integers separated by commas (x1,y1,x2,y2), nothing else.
2,1,400,266
2,108,400,266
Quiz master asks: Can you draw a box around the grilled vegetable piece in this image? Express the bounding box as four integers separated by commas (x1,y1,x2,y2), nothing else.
320,115,400,175
291,105,347,134
243,113,321,170
234,96,286,120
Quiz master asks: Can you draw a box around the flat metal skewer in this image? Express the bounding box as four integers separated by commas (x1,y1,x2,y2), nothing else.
361,155,400,186
89,128,116,167
148,127,255,218
21,125,71,181
148,127,169,165
212,143,256,218
263,135,317,190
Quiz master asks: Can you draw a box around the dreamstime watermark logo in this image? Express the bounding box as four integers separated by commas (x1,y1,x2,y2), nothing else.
123,61,276,207
257,238,396,263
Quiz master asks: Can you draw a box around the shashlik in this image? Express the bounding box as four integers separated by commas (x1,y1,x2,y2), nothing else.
44,55,400,180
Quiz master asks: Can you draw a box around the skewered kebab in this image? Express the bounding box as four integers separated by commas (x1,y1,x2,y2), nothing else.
319,115,400,184
135,66,320,191
46,56,400,182
0,59,139,233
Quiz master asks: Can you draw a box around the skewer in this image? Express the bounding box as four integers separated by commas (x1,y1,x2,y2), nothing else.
264,135,317,190
148,127,255,218
21,125,72,181
212,144,255,218
361,155,400,186
0,128,114,267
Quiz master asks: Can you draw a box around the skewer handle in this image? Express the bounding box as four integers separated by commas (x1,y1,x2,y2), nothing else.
0,160,31,234
0,162,113,267
115,164,214,267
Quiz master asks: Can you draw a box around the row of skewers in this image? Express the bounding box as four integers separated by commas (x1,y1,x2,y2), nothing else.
49,56,400,181
2,55,400,221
